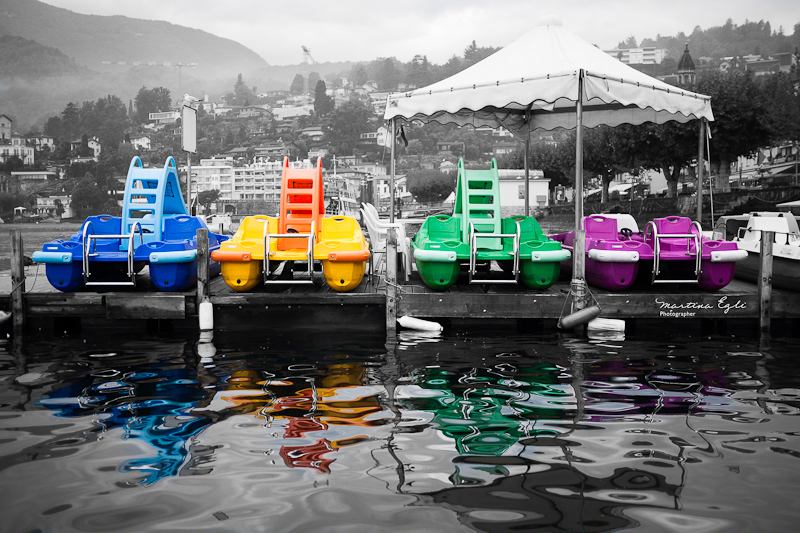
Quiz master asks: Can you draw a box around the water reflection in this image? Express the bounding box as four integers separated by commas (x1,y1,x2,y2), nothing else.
1,328,799,532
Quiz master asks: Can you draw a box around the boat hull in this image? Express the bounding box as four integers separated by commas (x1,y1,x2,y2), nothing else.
734,252,800,291
220,260,263,292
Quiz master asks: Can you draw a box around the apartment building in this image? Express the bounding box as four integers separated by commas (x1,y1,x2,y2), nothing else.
1,137,35,165
192,157,314,202
604,46,667,65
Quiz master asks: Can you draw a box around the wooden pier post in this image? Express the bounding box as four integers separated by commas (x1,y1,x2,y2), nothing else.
196,228,213,331
758,231,773,338
10,230,26,337
196,228,210,308
386,227,398,335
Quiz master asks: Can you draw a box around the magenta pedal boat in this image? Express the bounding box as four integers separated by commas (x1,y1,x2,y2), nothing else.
636,216,747,291
551,214,652,291
551,215,747,292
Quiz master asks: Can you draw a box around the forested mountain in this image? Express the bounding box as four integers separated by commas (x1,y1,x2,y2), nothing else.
0,35,90,78
0,0,268,78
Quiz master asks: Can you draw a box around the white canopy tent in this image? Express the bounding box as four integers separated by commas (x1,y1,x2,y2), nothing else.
383,17,713,290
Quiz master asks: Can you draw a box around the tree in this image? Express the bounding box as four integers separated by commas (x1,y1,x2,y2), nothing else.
307,72,320,94
61,102,80,141
761,72,800,144
233,73,256,105
377,57,400,91
406,169,456,202
350,64,368,87
323,99,373,155
79,134,91,157
134,86,171,124
498,141,572,188
314,80,334,116
622,122,697,198
290,74,305,95
196,189,221,215
463,41,499,68
70,174,113,218
407,55,432,88
697,70,771,180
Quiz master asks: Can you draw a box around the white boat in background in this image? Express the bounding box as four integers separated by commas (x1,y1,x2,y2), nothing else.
713,212,800,291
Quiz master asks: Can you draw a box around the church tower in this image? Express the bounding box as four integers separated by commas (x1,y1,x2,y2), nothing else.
677,43,696,86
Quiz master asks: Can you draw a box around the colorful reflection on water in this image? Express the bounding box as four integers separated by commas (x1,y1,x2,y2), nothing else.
1,324,799,532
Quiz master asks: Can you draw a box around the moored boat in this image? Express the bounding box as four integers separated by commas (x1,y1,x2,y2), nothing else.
714,212,800,291
211,158,369,292
411,158,569,291
32,157,228,292
551,214,746,291
638,216,746,291
550,214,652,291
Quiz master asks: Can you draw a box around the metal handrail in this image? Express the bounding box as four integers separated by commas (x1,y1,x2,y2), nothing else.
645,220,702,284
468,220,521,284
263,220,316,284
82,220,144,286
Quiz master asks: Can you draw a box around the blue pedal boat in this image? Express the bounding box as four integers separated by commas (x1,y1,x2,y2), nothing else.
33,157,228,292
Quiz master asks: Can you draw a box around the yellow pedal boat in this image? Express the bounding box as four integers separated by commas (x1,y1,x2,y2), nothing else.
211,158,369,292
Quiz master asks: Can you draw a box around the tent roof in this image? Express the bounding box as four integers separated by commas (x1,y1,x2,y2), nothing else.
384,19,713,135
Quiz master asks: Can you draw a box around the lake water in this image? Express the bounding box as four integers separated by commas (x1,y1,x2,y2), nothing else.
1,323,799,532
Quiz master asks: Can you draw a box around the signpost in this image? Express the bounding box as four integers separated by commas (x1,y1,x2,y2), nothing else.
181,105,197,213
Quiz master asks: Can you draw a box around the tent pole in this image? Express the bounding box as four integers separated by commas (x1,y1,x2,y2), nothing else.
524,135,530,217
390,117,396,223
697,118,706,225
572,70,586,285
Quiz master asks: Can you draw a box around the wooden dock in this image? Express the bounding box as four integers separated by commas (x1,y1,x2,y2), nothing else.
2,228,799,337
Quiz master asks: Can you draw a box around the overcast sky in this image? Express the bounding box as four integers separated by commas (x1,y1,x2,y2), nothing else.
43,0,800,65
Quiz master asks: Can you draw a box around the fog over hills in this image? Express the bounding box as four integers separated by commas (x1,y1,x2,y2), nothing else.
0,0,268,78
0,0,350,129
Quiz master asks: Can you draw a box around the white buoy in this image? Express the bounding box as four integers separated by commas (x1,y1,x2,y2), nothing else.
587,317,625,332
587,317,626,341
199,299,214,331
397,315,443,332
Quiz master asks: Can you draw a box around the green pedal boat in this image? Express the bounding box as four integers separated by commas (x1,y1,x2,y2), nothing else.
411,159,570,291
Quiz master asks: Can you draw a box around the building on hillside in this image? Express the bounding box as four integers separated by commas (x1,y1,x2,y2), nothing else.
192,157,315,208
308,147,330,160
439,160,457,173
129,134,151,151
0,114,12,141
474,126,515,138
8,170,57,194
149,111,180,124
28,135,55,152
358,127,390,149
497,168,550,211
69,137,101,158
236,105,271,118
368,92,391,115
604,46,667,66
271,105,313,121
298,126,324,142
255,143,290,160
436,141,465,155
493,141,520,158
348,161,387,176
745,58,781,76
36,195,73,219
1,136,35,165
